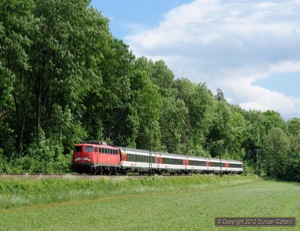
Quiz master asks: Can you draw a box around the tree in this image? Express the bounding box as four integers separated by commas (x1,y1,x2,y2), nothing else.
226,105,247,160
285,118,300,181
242,110,267,171
160,97,189,153
206,100,230,158
0,0,36,156
83,38,137,146
263,110,286,131
263,127,289,179
29,0,108,139
214,88,226,102
148,59,175,98
1,0,112,158
174,78,214,155
131,68,162,150
287,118,300,136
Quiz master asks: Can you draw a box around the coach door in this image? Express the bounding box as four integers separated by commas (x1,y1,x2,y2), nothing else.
184,156,189,172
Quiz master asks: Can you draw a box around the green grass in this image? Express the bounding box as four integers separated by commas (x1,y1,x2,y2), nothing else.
0,174,254,209
0,175,299,230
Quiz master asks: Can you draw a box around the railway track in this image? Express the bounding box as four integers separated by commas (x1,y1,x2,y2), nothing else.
0,173,205,180
0,173,128,180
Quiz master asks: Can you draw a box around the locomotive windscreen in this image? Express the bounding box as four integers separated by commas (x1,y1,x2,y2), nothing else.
74,146,82,152
84,146,94,152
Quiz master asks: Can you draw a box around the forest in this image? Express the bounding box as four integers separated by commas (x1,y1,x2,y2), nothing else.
0,0,299,181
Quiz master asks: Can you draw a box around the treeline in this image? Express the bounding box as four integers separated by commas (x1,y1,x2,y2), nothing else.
0,0,299,181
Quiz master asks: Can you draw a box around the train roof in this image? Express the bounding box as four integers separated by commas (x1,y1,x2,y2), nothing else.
118,147,242,163
159,152,188,158
207,158,243,163
119,148,188,158
119,147,151,155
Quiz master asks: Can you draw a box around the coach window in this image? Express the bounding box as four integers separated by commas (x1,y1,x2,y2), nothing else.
126,154,131,161
130,154,134,161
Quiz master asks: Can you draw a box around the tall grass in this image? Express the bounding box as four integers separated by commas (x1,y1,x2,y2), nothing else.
0,174,258,209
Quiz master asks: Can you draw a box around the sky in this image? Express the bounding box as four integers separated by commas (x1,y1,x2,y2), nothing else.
91,0,300,120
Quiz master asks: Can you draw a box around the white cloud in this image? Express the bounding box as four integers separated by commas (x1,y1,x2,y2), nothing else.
125,0,300,119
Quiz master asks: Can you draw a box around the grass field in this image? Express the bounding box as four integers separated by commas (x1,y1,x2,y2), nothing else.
0,175,299,230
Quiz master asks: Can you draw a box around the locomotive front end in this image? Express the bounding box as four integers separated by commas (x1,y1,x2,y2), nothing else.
72,143,96,174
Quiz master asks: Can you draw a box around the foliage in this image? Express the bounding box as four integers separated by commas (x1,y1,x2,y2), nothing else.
263,127,300,181
0,0,299,181
263,128,289,178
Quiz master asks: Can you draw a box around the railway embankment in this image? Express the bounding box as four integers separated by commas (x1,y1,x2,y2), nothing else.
0,174,259,210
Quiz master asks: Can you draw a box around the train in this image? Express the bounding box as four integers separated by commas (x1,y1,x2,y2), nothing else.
72,141,243,175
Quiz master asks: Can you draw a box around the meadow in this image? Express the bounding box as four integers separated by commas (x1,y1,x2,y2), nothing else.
0,175,299,230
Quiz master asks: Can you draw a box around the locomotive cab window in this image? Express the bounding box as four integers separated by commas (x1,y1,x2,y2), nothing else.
74,146,82,152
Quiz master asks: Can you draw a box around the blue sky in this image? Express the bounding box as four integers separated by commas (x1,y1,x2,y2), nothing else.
91,0,192,38
91,0,300,120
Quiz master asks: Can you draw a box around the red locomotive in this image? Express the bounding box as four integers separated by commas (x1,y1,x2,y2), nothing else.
72,141,121,175
72,141,244,175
